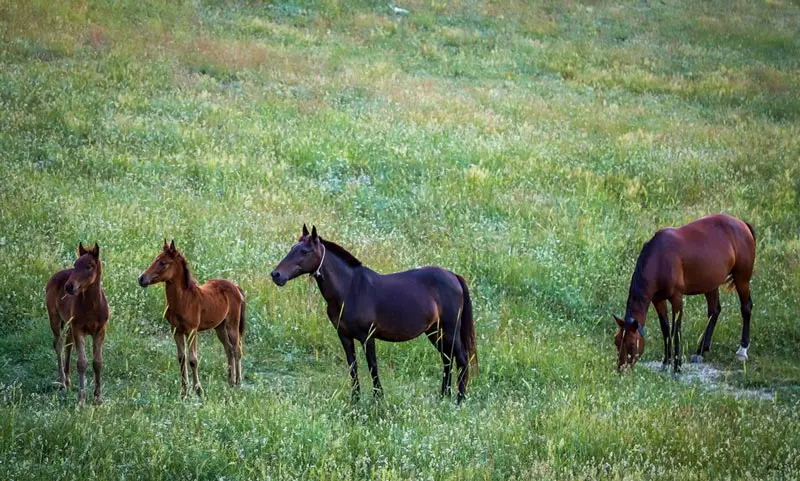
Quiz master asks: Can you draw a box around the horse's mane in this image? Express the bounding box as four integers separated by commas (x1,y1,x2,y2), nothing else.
320,238,362,267
629,239,654,301
175,251,197,289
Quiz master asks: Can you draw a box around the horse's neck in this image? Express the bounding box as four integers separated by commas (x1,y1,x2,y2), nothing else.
77,277,103,308
625,290,651,324
165,266,196,312
314,253,360,310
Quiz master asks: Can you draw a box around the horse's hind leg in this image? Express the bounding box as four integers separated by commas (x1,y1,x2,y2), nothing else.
426,326,452,397
215,325,235,386
225,318,243,385
692,289,722,362
734,280,753,361
654,300,671,368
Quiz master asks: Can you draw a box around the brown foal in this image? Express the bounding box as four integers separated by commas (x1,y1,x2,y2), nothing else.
45,242,109,405
139,240,245,397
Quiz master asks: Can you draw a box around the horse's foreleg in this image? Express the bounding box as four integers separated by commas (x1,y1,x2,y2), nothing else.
654,300,670,368
339,333,360,401
670,297,684,373
363,338,383,399
693,289,721,362
174,331,188,399
188,330,202,396
92,328,105,404
73,328,88,405
736,282,752,361
64,326,73,389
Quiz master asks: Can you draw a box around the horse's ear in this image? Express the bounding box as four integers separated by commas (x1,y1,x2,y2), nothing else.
311,225,318,240
163,239,169,250
169,240,176,252
78,242,88,256
614,315,624,327
91,243,100,257
302,224,310,237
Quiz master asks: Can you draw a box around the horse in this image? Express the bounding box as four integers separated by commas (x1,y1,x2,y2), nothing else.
138,240,245,397
45,242,109,405
614,214,756,372
271,225,478,403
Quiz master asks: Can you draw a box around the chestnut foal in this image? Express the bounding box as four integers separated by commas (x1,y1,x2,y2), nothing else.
45,242,109,405
139,241,245,397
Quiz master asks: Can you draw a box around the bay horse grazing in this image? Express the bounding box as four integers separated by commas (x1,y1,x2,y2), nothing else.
45,242,109,405
271,225,478,403
614,214,756,372
138,240,245,397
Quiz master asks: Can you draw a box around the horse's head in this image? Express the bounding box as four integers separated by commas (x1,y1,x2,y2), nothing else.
65,242,101,295
271,224,325,287
614,315,646,370
139,240,182,287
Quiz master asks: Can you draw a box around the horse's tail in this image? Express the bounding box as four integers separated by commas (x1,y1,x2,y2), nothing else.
238,287,246,340
745,221,756,245
456,274,478,378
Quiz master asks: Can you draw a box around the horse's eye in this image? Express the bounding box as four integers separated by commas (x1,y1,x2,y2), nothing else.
158,261,166,267
301,248,311,254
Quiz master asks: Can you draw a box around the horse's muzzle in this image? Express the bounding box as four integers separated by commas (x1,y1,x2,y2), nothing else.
65,283,76,295
138,274,149,288
271,271,287,287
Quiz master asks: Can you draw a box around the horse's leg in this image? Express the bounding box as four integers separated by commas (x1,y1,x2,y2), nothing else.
174,330,188,399
734,281,753,361
692,289,722,362
454,342,469,404
188,329,202,396
363,337,383,399
215,324,235,386
426,326,452,397
92,327,106,404
64,325,72,389
72,327,88,405
654,300,670,369
670,296,684,373
226,319,243,385
338,333,360,401
48,310,66,390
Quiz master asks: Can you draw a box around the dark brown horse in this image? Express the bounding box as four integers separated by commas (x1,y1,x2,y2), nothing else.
139,241,245,397
45,243,109,405
615,214,756,372
271,225,478,402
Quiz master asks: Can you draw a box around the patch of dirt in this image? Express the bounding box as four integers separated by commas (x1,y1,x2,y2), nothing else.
642,361,775,401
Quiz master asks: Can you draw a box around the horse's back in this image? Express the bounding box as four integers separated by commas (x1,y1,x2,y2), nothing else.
45,269,71,313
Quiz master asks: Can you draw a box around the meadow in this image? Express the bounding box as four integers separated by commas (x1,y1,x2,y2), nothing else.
1,0,800,479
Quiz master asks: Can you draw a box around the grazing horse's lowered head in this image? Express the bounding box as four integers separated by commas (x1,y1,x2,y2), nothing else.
270,224,325,286
65,242,101,295
614,315,645,370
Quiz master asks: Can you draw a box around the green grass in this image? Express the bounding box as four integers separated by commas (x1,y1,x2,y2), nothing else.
1,0,800,479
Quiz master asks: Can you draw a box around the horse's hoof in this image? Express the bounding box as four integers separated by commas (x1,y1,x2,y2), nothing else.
660,362,670,371
94,396,103,405
735,346,748,362
195,387,204,397
689,354,704,364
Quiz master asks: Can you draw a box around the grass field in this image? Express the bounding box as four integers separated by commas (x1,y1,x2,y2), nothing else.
1,0,800,479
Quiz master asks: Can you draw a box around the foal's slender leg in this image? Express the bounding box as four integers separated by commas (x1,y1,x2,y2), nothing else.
188,329,202,396
338,333,360,401
174,331,189,398
215,325,235,386
654,300,670,368
92,328,105,404
226,320,243,385
49,314,66,390
72,328,88,405
363,337,383,398
693,289,722,361
670,296,684,373
735,281,753,361
64,326,72,388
